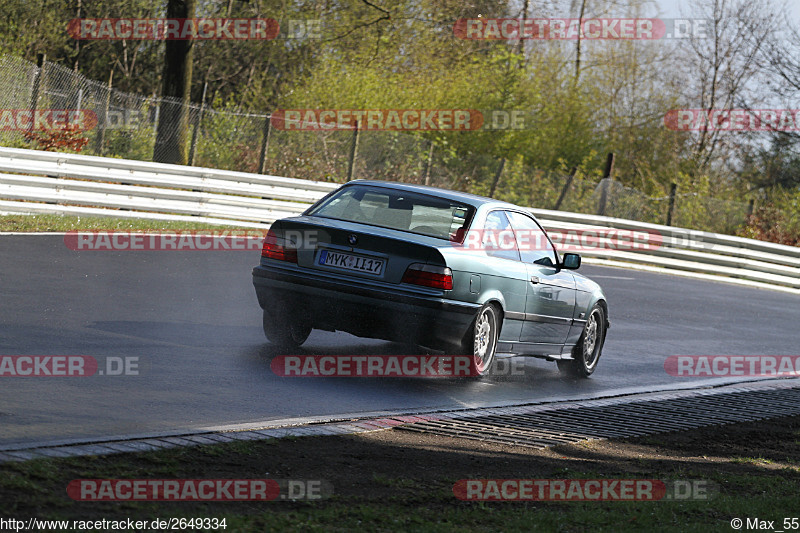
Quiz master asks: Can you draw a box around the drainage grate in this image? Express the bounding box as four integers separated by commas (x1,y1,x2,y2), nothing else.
395,387,800,449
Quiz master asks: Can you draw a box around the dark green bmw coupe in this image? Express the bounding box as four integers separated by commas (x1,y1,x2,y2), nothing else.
253,180,609,378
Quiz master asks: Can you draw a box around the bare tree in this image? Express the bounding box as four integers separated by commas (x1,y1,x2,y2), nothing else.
739,5,800,190
760,4,800,144
680,0,776,169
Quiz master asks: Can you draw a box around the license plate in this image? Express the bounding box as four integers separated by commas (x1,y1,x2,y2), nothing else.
318,249,385,275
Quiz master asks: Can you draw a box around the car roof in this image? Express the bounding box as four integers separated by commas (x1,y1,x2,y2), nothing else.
346,179,522,212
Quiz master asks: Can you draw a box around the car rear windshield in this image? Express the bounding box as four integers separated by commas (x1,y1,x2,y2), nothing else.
306,184,474,240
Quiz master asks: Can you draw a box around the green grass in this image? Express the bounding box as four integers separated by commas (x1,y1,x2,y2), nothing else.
2,459,796,532
0,214,257,232
730,456,774,465
1,433,798,533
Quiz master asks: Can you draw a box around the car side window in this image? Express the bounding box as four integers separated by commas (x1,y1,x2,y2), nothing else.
482,210,521,261
506,211,558,267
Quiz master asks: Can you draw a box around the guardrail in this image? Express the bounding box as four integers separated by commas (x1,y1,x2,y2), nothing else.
0,147,337,228
0,147,798,294
529,209,800,293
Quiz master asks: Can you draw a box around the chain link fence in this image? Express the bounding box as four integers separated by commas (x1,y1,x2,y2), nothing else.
670,194,751,235
0,54,754,235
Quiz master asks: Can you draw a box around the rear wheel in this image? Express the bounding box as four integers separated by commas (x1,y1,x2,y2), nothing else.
455,303,500,378
558,304,606,378
262,309,311,349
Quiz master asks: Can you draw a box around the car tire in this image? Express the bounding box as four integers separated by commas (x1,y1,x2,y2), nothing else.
558,303,606,378
262,309,311,349
459,303,500,378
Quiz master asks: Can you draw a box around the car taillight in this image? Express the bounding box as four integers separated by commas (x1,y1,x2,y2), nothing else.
261,230,298,263
402,263,453,290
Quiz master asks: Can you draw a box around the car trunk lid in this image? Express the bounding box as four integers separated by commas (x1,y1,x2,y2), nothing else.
266,216,448,286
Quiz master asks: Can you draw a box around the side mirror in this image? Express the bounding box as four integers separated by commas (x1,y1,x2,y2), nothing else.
560,252,581,270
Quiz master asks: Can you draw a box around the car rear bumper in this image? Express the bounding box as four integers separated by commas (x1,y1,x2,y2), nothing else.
252,264,478,350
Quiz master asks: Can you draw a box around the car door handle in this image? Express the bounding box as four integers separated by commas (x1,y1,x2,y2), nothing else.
529,276,540,284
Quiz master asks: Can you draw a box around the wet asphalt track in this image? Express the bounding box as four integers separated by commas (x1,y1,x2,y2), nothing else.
1,234,798,447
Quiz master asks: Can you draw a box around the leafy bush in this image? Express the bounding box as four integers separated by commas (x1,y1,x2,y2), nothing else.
22,124,89,152
738,205,800,246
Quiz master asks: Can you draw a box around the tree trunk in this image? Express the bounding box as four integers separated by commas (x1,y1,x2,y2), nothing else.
154,0,195,165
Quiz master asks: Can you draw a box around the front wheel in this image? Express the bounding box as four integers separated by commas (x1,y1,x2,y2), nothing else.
262,309,311,349
558,304,606,378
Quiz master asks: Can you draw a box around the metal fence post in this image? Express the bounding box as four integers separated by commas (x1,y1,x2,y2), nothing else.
27,53,46,136
666,182,677,226
152,94,160,137
188,81,208,166
597,180,609,216
423,139,434,186
94,69,113,155
554,166,578,210
346,120,360,181
488,157,506,198
258,114,272,175
597,152,615,216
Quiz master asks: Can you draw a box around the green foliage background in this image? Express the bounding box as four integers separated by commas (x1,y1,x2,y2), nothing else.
1,0,798,240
